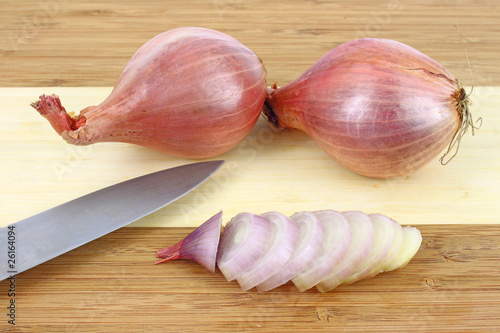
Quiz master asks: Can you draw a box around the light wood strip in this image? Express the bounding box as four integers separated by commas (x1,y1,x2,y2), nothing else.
0,87,498,228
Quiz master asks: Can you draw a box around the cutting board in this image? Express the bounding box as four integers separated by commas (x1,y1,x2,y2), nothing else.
1,87,498,228
2,0,500,331
1,86,499,332
2,225,499,332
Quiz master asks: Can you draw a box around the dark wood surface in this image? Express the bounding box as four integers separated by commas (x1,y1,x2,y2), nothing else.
1,0,499,87
1,225,499,332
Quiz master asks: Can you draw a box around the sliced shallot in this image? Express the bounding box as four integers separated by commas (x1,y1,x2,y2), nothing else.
256,211,324,292
155,211,222,272
342,211,394,284
362,213,404,279
291,210,351,292
216,213,273,282
236,211,300,291
384,226,422,272
155,210,422,293
316,211,374,293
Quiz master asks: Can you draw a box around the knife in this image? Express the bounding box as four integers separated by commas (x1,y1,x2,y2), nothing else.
0,160,224,281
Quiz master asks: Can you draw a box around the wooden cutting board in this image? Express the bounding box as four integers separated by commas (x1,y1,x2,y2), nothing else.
1,0,500,331
1,225,499,332
1,87,498,228
0,86,499,332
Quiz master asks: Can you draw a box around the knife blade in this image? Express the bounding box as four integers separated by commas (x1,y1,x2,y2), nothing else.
0,160,224,281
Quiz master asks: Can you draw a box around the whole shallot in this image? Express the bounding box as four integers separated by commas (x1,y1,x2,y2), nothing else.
32,27,267,158
263,38,478,178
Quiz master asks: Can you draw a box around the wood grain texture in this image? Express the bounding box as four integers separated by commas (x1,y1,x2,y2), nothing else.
0,0,499,87
1,225,499,332
1,1,499,332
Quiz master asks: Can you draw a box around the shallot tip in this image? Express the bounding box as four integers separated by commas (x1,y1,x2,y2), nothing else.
155,211,223,273
31,94,87,135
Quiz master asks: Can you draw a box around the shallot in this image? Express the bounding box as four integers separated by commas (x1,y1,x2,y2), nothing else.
155,211,222,272
155,210,422,292
235,212,300,291
263,38,478,178
342,212,397,284
316,211,374,292
257,211,324,291
384,225,423,272
291,210,351,292
32,27,267,158
216,213,273,282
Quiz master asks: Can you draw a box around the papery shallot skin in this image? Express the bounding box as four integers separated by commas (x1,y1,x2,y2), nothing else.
32,27,267,158
264,38,468,178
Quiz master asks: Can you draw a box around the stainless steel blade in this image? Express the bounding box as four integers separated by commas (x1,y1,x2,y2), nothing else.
0,160,224,281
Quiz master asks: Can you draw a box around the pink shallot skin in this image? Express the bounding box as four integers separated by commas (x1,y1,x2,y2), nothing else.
32,27,267,158
264,38,466,178
155,211,223,273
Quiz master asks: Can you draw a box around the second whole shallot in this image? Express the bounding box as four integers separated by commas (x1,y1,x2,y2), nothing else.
32,27,267,158
263,38,478,178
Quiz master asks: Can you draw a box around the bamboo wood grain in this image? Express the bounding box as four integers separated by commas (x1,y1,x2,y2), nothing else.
0,225,499,332
1,87,498,228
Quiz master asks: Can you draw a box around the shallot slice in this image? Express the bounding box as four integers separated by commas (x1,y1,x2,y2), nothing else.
216,213,273,282
384,226,422,272
155,211,222,272
362,214,404,279
316,211,374,293
291,210,351,292
342,211,394,284
236,212,300,291
256,211,324,292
